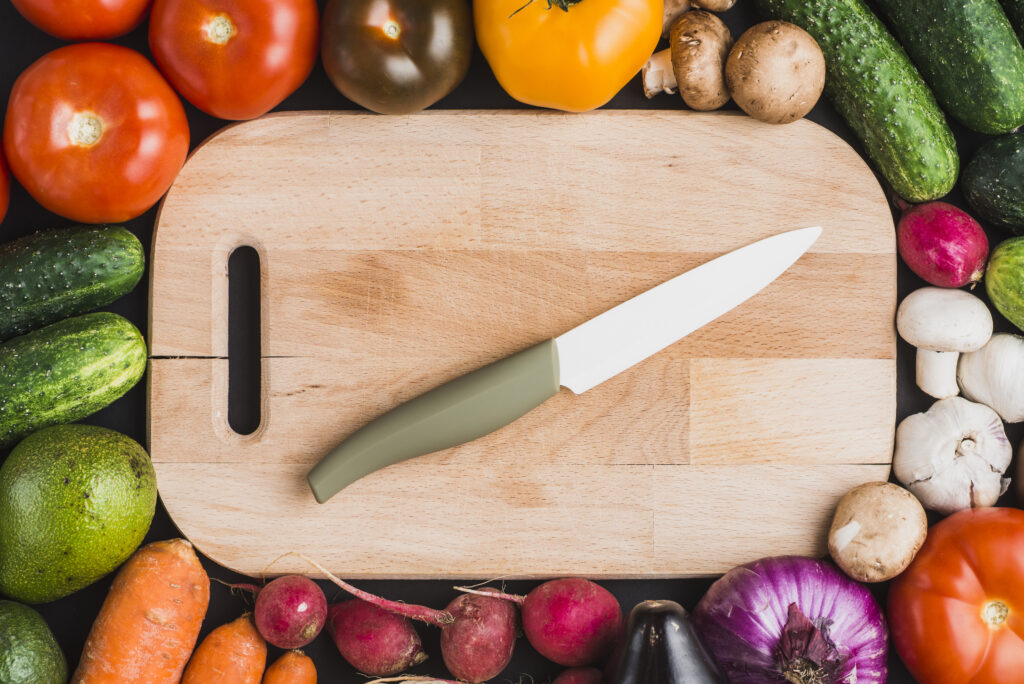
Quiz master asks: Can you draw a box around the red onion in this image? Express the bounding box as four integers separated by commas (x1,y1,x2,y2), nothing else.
897,201,988,288
691,556,887,684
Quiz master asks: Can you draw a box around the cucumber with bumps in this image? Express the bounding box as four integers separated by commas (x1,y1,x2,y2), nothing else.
0,312,146,448
1000,0,1024,42
754,0,958,202
963,133,1024,233
872,0,1024,134
986,237,1024,331
0,225,144,341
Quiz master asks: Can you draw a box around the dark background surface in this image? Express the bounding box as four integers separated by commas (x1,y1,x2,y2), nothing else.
1,0,1018,681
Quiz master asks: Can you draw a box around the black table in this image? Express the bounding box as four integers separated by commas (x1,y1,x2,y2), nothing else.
2,1,1015,681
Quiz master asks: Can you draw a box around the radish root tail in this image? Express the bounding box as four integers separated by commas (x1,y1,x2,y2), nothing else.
264,551,455,627
453,585,526,605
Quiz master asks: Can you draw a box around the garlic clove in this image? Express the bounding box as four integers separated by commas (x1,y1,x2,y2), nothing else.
958,333,1024,423
916,349,959,399
893,396,1012,515
896,287,993,352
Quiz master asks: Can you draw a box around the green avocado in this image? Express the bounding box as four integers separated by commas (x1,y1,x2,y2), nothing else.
0,600,67,684
0,424,157,604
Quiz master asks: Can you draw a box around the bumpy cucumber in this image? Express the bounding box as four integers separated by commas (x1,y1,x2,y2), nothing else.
0,312,146,448
754,0,958,202
0,226,144,341
986,237,1024,332
963,132,1024,234
873,0,1024,134
1000,0,1024,42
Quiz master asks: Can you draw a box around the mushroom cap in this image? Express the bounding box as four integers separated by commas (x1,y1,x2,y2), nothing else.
896,287,993,351
828,482,927,583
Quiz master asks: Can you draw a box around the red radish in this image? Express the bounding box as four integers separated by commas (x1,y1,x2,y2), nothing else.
439,589,518,683
554,667,604,683
328,599,427,677
457,578,623,667
301,556,518,683
232,575,327,649
897,200,989,288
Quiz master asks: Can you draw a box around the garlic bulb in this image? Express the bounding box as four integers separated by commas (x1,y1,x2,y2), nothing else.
894,396,1011,515
958,333,1024,423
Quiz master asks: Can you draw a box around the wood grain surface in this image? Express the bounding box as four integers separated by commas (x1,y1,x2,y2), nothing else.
149,110,896,578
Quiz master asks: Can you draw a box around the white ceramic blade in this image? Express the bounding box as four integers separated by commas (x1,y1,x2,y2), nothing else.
555,226,822,394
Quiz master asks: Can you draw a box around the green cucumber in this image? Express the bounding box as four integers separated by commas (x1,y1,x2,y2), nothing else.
1000,0,1024,43
872,0,1024,134
986,237,1024,331
0,312,146,448
0,226,144,342
754,0,958,202
962,133,1024,234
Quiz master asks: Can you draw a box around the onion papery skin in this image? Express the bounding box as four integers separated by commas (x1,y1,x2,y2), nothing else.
691,556,888,684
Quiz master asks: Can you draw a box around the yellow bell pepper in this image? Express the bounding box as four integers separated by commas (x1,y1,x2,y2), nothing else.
475,0,663,112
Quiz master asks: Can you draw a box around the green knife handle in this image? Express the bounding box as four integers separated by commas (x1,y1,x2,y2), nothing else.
307,338,561,503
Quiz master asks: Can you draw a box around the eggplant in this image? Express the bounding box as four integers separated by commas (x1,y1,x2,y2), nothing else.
611,600,722,684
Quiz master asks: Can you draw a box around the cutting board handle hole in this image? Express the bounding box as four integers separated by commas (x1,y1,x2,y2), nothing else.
228,245,261,435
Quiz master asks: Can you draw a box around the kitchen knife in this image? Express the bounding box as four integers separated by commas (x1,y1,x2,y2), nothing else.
307,226,822,503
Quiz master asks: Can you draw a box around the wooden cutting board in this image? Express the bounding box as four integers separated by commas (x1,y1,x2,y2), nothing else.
149,110,895,579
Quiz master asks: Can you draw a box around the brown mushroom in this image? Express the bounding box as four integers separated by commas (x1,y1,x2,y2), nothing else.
661,0,691,38
828,482,928,583
669,11,733,111
691,0,736,11
725,21,825,124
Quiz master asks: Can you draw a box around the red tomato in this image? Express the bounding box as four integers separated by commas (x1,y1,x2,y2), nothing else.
0,150,9,225
889,507,1024,684
149,0,319,120
3,43,189,224
10,0,151,40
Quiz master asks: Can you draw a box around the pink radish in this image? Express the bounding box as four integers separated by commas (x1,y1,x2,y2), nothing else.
233,575,327,649
897,200,989,288
328,599,427,677
458,578,623,667
302,557,518,683
438,589,518,683
554,667,604,683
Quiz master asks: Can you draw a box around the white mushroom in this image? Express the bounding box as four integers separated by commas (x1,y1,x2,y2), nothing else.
642,49,677,98
894,396,1011,515
958,333,1024,423
917,351,960,399
896,287,993,399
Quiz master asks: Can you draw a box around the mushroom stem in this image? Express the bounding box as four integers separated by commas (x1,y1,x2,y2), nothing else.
662,0,691,37
916,349,960,399
642,49,677,98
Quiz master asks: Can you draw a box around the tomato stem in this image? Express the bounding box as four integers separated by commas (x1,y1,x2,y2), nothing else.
983,600,1009,627
67,112,103,147
205,15,236,45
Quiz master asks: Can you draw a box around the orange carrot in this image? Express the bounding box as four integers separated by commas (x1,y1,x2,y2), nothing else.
263,650,317,684
182,613,267,684
72,538,210,684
